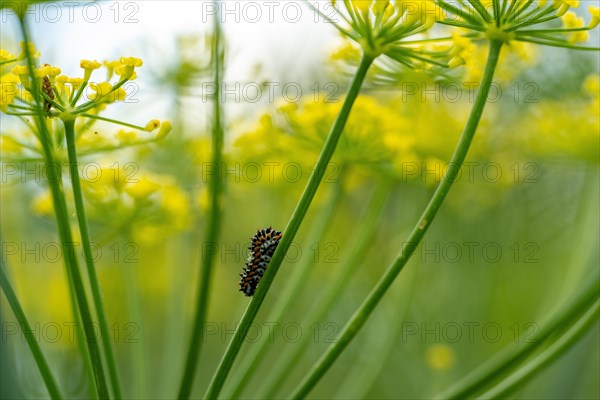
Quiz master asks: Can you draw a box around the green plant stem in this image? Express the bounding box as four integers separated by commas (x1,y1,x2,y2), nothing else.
17,18,110,400
64,120,122,399
0,264,63,400
225,180,345,398
437,270,599,399
258,178,393,399
288,39,504,399
123,263,147,399
177,13,225,400
203,53,374,400
478,299,600,399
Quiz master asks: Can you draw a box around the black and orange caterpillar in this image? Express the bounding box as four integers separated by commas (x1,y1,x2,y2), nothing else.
239,227,282,297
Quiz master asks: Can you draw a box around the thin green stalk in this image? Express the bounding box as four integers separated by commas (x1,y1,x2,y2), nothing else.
478,300,600,399
258,179,393,399
64,120,122,399
17,17,110,400
177,12,225,400
335,263,420,399
437,271,600,399
225,180,345,398
65,263,97,400
203,53,375,400
288,40,504,399
0,264,63,399
123,263,147,399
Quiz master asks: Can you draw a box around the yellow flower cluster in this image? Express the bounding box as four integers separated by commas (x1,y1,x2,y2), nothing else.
1,44,172,162
31,168,191,244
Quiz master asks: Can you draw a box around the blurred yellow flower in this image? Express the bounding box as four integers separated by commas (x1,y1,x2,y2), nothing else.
131,223,164,245
160,185,191,230
196,187,210,213
425,344,456,371
561,12,589,43
0,73,19,111
31,190,54,215
144,119,160,132
0,134,23,154
115,130,138,144
156,121,172,140
125,176,161,199
17,41,39,60
0,49,16,62
590,6,600,28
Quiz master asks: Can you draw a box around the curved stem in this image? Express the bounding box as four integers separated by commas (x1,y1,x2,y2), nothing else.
288,40,504,399
257,178,393,399
64,120,122,399
0,264,63,400
203,53,375,400
225,179,345,398
178,12,225,400
478,299,600,399
18,18,110,400
437,270,600,399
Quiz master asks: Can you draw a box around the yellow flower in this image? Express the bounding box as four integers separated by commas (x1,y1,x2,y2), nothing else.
117,57,143,80
156,121,172,140
115,66,137,81
131,223,164,245
144,119,160,131
120,57,143,67
561,12,588,43
556,0,579,16
583,74,600,98
0,134,23,154
590,6,600,29
564,0,580,7
114,130,138,143
125,176,161,199
10,65,29,84
103,60,122,80
328,0,444,63
56,75,83,98
0,49,16,62
31,190,53,215
352,0,372,14
76,131,111,149
80,59,101,69
35,65,61,82
330,40,361,64
425,344,456,371
0,73,20,111
384,132,415,153
17,41,40,60
196,187,210,212
160,185,191,230
448,56,466,69
90,82,126,103
80,59,101,81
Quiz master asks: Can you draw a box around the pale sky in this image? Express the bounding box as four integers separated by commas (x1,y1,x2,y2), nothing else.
1,1,342,132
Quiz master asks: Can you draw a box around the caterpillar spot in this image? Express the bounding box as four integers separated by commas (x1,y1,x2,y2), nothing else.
239,227,282,297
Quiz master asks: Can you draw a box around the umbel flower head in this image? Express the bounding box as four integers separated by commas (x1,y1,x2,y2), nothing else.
0,46,171,140
434,0,599,51
311,0,453,68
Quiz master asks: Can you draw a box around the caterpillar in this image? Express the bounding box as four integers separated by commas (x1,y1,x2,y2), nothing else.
41,74,54,114
239,227,282,297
